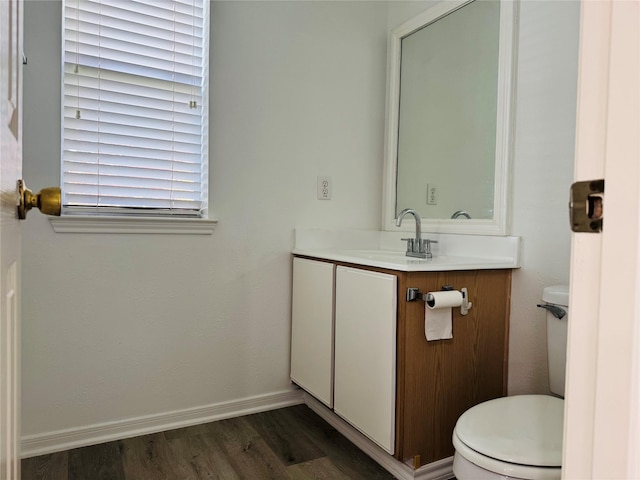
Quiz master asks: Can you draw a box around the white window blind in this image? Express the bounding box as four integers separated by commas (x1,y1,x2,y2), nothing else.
62,0,209,217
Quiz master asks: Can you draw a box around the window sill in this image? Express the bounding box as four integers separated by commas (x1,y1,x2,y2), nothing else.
49,215,218,235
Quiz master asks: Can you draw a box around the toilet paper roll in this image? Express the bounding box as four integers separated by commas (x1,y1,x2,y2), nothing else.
424,290,462,341
425,290,464,309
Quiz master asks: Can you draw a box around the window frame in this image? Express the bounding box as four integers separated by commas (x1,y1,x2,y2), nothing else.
49,214,216,234
57,0,214,233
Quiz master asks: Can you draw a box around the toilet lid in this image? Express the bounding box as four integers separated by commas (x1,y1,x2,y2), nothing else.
454,395,564,467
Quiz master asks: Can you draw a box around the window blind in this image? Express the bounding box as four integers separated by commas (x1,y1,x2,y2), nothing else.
62,0,208,216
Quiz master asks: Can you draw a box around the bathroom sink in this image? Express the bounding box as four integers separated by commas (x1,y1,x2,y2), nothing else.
335,249,428,263
293,248,518,272
336,250,473,266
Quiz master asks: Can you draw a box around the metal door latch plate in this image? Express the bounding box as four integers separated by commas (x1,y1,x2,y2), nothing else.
570,179,604,233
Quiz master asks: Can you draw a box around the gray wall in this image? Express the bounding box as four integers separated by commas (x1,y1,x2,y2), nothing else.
21,0,579,450
22,0,388,444
508,0,579,394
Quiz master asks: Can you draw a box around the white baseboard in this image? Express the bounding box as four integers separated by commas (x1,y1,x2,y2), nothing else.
303,393,454,480
21,388,304,459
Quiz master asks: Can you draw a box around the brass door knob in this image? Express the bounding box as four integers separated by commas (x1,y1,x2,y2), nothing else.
17,180,61,219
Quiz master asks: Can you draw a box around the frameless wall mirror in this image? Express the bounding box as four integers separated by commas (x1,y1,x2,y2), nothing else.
382,0,517,235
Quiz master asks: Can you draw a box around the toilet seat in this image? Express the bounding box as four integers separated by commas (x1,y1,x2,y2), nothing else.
453,395,564,480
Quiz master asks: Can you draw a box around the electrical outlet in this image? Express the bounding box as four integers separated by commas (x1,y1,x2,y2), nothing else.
427,184,438,205
317,176,332,200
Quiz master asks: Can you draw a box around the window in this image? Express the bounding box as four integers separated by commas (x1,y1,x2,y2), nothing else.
62,0,209,218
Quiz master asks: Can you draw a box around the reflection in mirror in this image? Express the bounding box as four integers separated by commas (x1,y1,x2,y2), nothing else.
383,0,517,235
397,0,499,220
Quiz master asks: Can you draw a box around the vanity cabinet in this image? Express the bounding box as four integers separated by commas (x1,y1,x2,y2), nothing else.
290,255,511,468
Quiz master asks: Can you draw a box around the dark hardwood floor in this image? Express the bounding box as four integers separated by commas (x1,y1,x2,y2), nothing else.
22,404,396,480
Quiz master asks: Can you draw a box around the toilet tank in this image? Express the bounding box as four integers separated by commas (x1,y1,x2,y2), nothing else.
542,285,569,397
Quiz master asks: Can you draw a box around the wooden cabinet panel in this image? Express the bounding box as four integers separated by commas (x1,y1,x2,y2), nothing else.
394,269,511,466
334,267,397,454
290,258,335,407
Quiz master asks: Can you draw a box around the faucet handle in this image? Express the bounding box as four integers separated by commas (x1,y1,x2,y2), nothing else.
420,239,438,257
401,237,415,253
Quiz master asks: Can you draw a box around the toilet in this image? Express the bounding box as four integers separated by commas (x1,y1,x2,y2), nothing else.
452,285,569,480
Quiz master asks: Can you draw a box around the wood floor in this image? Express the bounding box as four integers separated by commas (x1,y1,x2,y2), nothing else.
21,404,396,480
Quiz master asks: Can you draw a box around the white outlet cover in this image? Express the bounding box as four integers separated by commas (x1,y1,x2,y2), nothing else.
427,184,437,205
317,176,332,200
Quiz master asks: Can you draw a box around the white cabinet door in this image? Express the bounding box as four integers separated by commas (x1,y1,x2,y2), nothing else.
334,266,397,454
290,258,335,407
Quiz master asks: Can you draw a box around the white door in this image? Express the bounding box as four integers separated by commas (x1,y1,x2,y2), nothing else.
564,1,639,478
334,266,397,454
290,258,335,408
0,0,23,478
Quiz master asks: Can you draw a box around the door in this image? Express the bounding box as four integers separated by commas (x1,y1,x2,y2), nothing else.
0,0,23,478
290,258,335,408
334,266,397,454
564,1,639,478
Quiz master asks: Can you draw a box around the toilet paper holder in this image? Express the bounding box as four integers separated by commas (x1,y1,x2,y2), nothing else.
406,286,472,315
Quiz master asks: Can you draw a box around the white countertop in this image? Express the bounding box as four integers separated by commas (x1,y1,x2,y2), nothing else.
292,228,521,272
293,248,518,272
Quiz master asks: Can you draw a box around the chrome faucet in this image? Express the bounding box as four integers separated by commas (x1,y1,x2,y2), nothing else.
451,210,472,219
395,208,437,259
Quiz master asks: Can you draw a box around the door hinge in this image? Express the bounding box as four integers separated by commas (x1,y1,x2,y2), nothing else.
569,179,604,233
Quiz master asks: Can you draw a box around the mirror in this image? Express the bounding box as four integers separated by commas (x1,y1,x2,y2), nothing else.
382,0,517,235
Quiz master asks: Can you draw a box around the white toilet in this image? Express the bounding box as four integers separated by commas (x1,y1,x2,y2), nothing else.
452,285,569,480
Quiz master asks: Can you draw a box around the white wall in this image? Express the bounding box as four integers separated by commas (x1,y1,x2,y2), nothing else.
21,0,388,442
21,0,579,448
508,0,580,394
